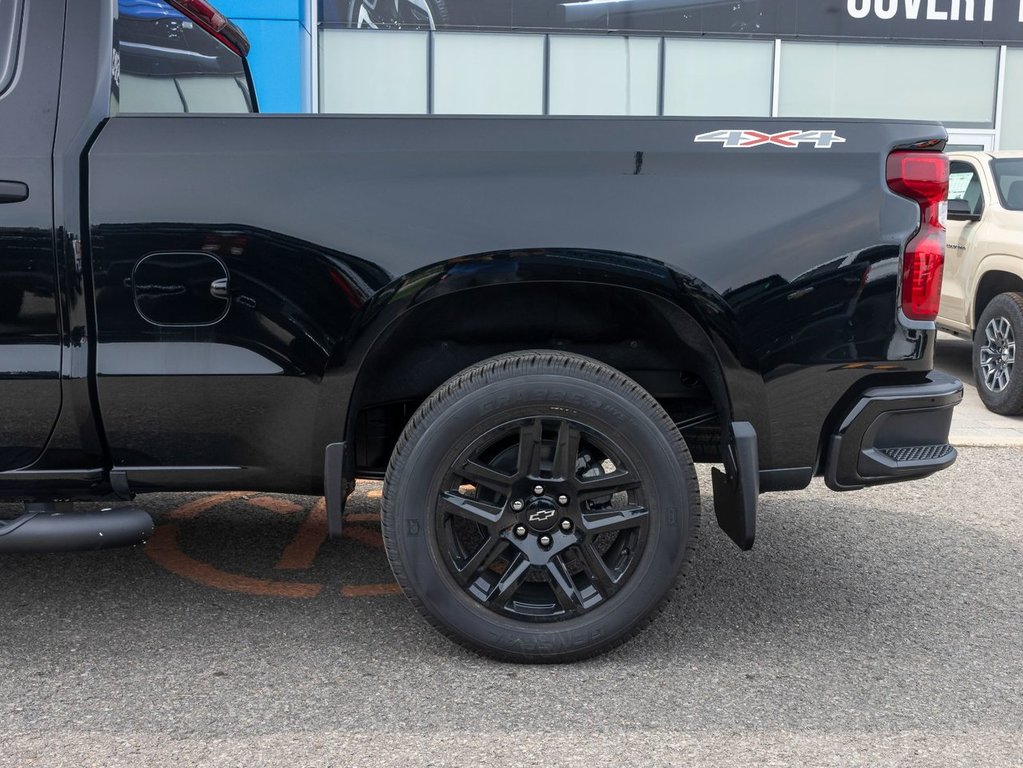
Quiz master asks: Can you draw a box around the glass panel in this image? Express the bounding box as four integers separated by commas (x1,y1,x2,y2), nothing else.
1000,49,1023,150
949,160,984,215
433,32,544,115
991,159,1023,211
779,42,998,128
114,0,253,114
319,29,428,114
663,39,773,117
548,35,659,116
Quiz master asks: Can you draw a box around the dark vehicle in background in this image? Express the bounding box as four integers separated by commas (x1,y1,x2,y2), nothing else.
332,0,764,32
0,0,962,662
115,0,254,112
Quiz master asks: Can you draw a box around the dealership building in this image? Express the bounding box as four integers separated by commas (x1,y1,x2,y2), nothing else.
224,0,1023,151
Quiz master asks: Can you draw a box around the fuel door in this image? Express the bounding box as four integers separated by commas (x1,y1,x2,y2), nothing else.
132,251,230,326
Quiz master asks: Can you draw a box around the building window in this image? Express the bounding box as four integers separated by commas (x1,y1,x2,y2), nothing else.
432,32,544,115
1000,48,1023,150
319,29,428,114
548,36,659,116
663,39,773,117
778,41,998,128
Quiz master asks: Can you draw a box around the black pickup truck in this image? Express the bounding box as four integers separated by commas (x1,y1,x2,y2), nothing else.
0,0,963,661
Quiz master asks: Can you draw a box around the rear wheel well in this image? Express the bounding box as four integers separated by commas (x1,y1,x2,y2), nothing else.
974,270,1023,329
347,283,729,476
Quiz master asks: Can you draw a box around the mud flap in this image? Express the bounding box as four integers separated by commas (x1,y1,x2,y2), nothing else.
711,421,759,551
324,441,347,539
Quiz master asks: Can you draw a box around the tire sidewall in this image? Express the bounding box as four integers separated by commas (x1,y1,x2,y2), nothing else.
386,371,694,660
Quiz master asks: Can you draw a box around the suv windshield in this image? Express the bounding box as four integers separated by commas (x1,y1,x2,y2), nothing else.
991,158,1023,212
114,0,254,114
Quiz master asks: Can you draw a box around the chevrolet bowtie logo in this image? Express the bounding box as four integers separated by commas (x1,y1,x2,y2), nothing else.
528,508,556,523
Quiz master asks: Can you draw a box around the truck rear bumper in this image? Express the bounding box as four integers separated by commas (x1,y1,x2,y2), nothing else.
824,372,963,491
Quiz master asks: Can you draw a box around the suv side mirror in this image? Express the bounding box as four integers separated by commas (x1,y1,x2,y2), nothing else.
948,198,981,222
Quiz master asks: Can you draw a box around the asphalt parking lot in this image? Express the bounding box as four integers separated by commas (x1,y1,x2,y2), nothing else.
2,343,1022,767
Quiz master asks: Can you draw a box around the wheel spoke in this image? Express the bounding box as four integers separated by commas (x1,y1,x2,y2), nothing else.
985,323,999,345
456,460,515,496
455,536,508,586
545,555,585,612
580,505,649,535
486,553,531,608
516,419,544,478
576,541,617,597
438,490,504,525
551,421,581,481
576,471,641,499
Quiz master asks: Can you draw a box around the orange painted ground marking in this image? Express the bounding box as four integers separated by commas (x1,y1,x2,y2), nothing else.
146,525,323,598
341,583,402,597
246,496,303,516
343,525,384,549
169,491,251,521
366,488,382,499
148,492,400,600
274,497,328,571
344,513,381,523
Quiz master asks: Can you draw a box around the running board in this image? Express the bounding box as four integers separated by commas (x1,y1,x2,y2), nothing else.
0,505,154,554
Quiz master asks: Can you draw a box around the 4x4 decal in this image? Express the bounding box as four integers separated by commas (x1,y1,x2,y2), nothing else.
695,129,847,149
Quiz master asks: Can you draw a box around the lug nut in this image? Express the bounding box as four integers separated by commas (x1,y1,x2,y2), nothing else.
533,485,545,496
560,519,573,532
511,500,524,511
513,524,528,539
538,534,553,548
557,494,569,506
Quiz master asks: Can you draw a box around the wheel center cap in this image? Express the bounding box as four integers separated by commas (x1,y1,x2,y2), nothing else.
524,500,559,532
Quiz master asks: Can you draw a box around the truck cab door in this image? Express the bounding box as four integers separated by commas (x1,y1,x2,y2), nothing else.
942,160,986,329
0,0,65,471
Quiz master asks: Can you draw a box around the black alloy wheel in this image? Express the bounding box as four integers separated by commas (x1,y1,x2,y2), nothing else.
437,415,650,621
381,351,700,662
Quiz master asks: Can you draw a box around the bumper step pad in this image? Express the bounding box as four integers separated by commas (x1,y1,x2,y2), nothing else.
880,444,955,463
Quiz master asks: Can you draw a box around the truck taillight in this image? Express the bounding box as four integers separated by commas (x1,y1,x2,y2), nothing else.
165,0,250,57
886,151,949,322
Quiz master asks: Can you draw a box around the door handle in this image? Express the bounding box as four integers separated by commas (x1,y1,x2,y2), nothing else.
0,180,28,204
209,277,230,300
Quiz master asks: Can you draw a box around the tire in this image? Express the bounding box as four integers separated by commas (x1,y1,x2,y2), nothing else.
974,292,1023,415
381,351,700,663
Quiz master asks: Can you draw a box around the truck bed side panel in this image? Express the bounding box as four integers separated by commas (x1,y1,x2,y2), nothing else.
86,115,937,486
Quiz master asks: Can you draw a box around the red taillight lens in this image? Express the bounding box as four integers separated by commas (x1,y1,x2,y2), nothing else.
900,234,944,319
887,151,949,322
165,0,250,56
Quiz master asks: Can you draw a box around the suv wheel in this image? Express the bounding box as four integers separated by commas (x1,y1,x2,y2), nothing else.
974,292,1023,414
381,351,700,662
